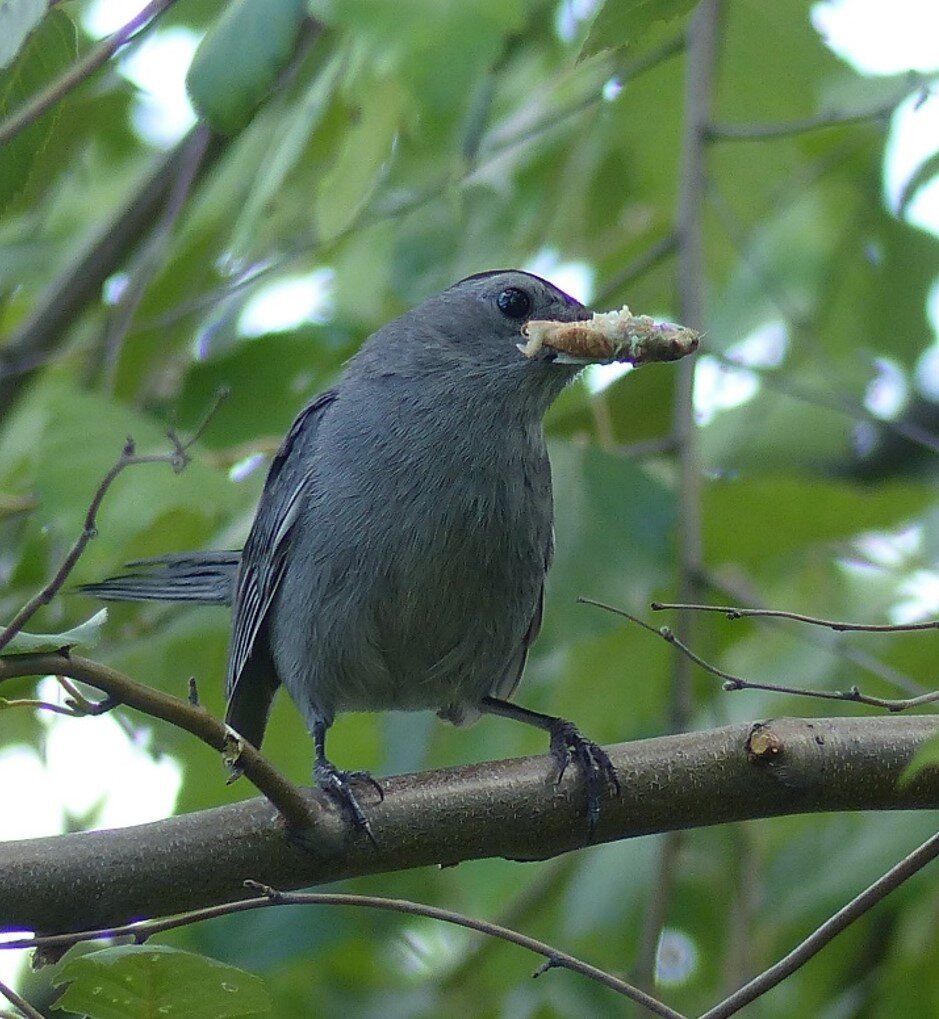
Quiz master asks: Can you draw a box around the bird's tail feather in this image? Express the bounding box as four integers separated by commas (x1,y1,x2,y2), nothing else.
80,551,240,606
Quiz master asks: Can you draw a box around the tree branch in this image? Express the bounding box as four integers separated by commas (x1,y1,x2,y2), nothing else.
701,829,939,1018
0,391,225,652
705,77,929,142
0,0,181,147
0,714,935,936
671,0,720,729
632,0,723,993
652,600,939,633
0,978,42,1019
579,599,939,712
0,652,316,837
3,884,685,1019
0,123,226,414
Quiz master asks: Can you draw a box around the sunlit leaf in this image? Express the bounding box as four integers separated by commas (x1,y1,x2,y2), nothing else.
1,609,108,656
186,0,306,133
580,0,696,58
0,9,76,212
53,944,271,1018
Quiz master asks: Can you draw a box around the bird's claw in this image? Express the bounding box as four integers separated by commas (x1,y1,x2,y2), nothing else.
314,759,383,846
548,718,620,838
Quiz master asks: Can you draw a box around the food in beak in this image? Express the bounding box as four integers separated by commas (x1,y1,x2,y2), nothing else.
517,305,700,365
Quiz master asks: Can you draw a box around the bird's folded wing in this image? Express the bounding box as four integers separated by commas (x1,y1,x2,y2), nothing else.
226,389,338,706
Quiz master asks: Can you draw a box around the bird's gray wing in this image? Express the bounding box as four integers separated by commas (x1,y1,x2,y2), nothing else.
493,581,545,702
226,390,337,722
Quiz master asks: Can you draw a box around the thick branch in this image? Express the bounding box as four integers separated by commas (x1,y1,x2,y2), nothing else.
1,715,936,935
0,124,224,414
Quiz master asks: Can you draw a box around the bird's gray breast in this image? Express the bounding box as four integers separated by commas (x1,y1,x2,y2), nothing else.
269,384,554,723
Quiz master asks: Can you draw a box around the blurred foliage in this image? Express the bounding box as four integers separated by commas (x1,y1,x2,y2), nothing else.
1,0,938,1016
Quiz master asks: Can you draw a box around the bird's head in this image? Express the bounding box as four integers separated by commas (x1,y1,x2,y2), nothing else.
351,270,596,413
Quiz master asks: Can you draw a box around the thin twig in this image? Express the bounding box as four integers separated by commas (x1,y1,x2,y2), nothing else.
706,78,929,142
701,570,928,697
701,830,939,1018
594,233,678,304
611,436,679,459
0,389,227,653
0,652,316,834
0,883,686,1019
0,684,116,717
99,126,213,391
0,978,42,1019
0,0,181,147
651,600,939,633
704,183,939,458
670,0,720,732
578,598,939,712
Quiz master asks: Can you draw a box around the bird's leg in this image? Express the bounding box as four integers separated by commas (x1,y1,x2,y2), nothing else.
479,696,620,838
312,718,384,845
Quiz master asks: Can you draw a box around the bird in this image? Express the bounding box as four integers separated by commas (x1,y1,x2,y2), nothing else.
84,270,623,839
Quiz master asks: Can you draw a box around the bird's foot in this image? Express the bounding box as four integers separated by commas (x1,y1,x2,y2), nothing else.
314,759,384,846
548,718,620,838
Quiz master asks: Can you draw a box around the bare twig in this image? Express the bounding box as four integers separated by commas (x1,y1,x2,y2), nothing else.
0,978,42,1019
611,436,679,459
0,651,316,834
98,126,213,391
441,856,577,990
0,690,116,718
0,883,685,1019
0,0,181,148
701,829,939,1018
594,233,678,304
702,569,929,699
0,390,227,653
706,78,929,142
651,600,939,633
578,598,939,712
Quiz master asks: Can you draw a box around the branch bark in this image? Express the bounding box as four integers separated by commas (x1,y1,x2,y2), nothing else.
1,715,936,935
0,124,225,414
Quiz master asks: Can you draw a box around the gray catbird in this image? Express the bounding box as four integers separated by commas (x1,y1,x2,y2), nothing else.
85,271,624,837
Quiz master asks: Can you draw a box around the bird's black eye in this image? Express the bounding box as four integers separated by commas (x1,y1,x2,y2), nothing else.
496,287,532,320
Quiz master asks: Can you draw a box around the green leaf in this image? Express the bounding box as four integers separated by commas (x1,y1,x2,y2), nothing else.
547,441,677,644
314,81,404,241
703,475,932,569
53,945,271,1017
0,8,77,212
0,0,46,69
0,372,240,573
1,609,107,656
580,0,696,58
186,0,306,134
227,47,345,263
